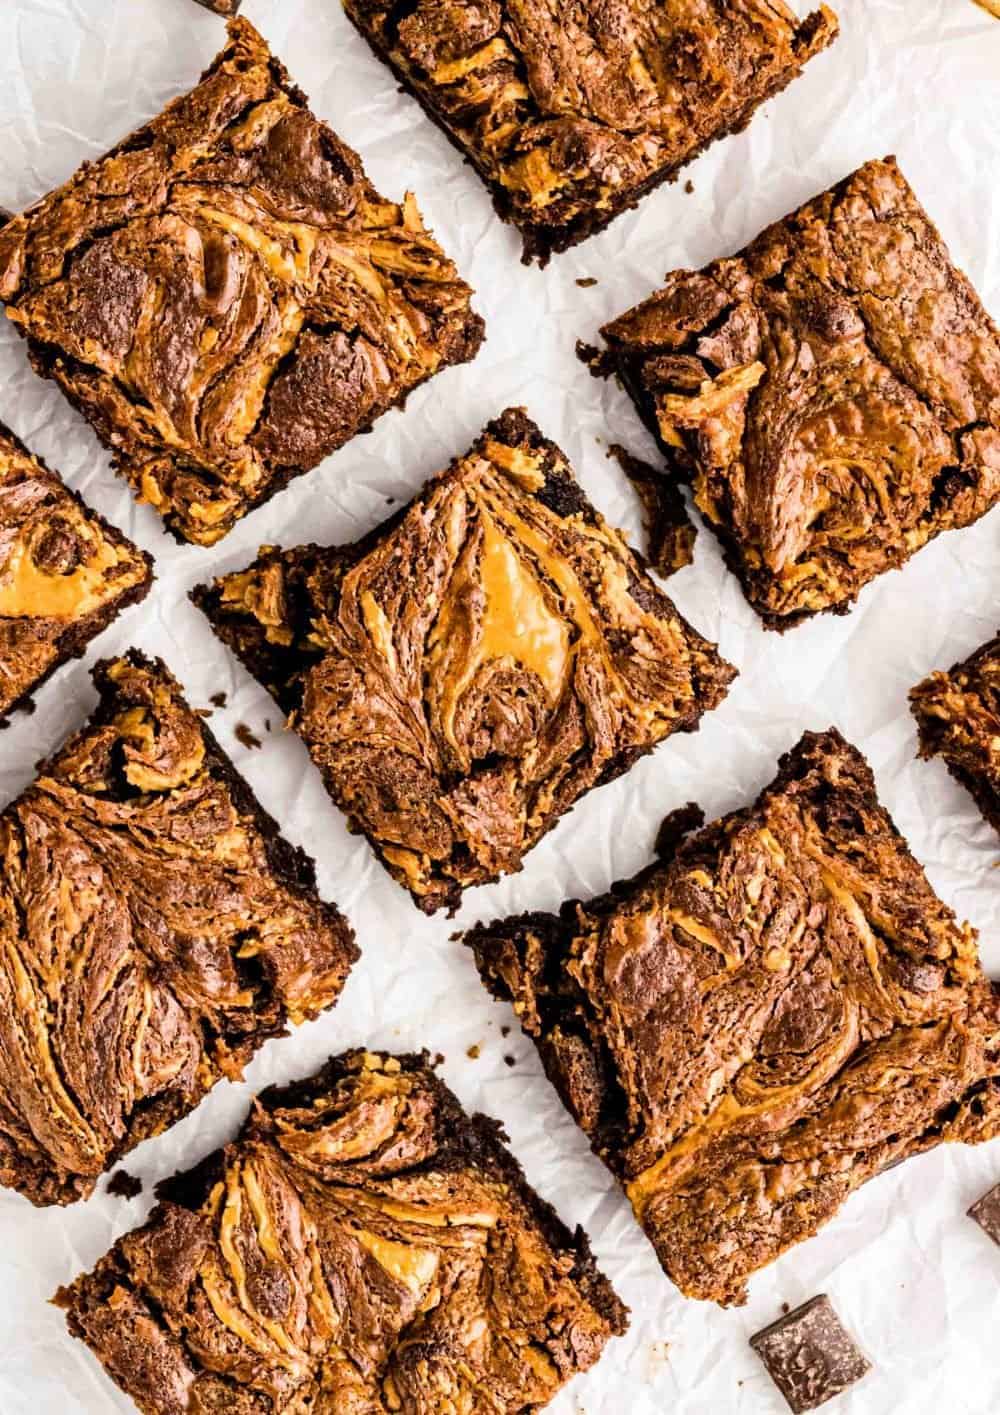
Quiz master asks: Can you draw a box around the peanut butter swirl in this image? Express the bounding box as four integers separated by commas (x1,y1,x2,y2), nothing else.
344,0,838,263
195,409,735,913
57,1049,627,1414
595,157,1000,628
0,652,357,1206
467,730,1000,1306
0,423,151,717
911,632,1000,836
0,19,483,545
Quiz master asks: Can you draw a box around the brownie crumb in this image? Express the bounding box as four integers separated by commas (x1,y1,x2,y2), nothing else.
466,1044,481,1060
432,1052,445,1067
503,1055,516,1068
501,1025,511,1038
235,722,263,750
609,444,697,577
196,707,213,719
209,691,228,708
684,180,695,194
106,1169,142,1200
576,277,598,288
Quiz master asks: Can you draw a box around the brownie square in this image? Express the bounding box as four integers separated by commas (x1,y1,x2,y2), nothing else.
344,0,838,266
0,651,357,1206
56,1048,628,1414
193,408,735,914
911,632,1000,836
0,19,483,546
465,729,1000,1305
0,421,151,719
750,1295,871,1413
592,157,1000,628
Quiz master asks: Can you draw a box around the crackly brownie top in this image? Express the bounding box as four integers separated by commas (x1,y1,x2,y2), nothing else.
599,157,1000,626
0,423,150,716
0,19,482,546
0,652,356,1207
346,0,837,256
911,632,1000,825
57,1049,627,1414
195,408,735,912
467,730,1000,1304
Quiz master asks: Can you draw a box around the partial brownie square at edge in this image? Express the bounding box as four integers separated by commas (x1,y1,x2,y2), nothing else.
465,728,1000,1305
193,407,736,914
56,1048,628,1415
0,420,152,719
0,18,483,545
0,650,357,1206
911,631,1000,836
592,156,1000,628
344,0,838,264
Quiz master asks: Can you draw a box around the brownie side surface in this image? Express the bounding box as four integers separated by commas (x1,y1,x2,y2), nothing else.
0,421,152,718
194,407,736,914
344,0,837,264
466,728,1000,1305
595,157,1000,628
0,650,357,1206
0,19,483,546
911,631,1000,833
56,1049,627,1414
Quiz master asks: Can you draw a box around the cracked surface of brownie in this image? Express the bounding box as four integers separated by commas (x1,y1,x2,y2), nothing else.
0,421,151,718
592,158,1000,628
0,651,357,1206
194,408,735,913
466,729,1000,1305
0,19,483,546
56,1048,627,1414
911,632,1000,834
344,0,837,264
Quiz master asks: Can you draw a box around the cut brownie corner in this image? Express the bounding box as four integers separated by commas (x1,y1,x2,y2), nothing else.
910,632,1000,836
58,1048,626,1414
0,420,153,720
0,649,356,1207
464,726,1000,1305
0,17,482,546
344,0,838,266
195,408,734,914
595,155,1000,628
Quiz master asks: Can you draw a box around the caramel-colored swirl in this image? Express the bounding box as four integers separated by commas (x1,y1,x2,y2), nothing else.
0,20,482,545
57,1051,627,1412
0,653,356,1206
198,409,735,913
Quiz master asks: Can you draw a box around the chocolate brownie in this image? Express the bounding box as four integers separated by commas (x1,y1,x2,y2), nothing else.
56,1048,628,1414
750,1295,871,1413
591,157,1000,628
344,0,838,265
0,421,151,719
193,408,735,914
911,633,1000,836
0,651,357,1206
0,19,483,546
466,729,1000,1305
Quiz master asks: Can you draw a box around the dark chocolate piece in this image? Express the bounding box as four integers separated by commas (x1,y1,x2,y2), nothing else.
56,1049,628,1414
106,1170,143,1200
344,0,838,265
594,157,1000,629
0,19,482,546
193,408,735,913
609,443,696,576
0,651,357,1206
968,1181,1000,1244
465,729,1000,1305
911,633,1000,836
750,1295,871,1413
0,421,152,719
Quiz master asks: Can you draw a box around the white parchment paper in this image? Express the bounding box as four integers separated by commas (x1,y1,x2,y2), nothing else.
1,1,999,1410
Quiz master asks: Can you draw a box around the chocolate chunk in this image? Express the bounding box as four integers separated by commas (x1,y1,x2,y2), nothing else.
750,1295,871,1413
106,1170,143,1200
595,158,1000,630
234,721,262,750
209,691,227,708
969,1181,1000,1244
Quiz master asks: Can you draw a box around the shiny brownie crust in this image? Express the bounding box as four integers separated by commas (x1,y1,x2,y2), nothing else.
194,407,735,913
56,1049,627,1414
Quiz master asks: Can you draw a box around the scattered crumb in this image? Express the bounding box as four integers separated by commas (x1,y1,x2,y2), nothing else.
647,1340,671,1369
22,697,36,716
684,179,695,194
209,691,227,708
576,338,609,377
196,707,213,719
386,496,395,504
466,1044,481,1060
501,1025,511,1038
575,276,598,288
235,722,263,750
432,1052,445,1067
503,1055,516,1068
107,1169,142,1199
781,1301,790,1314
0,719,8,731
264,718,272,733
